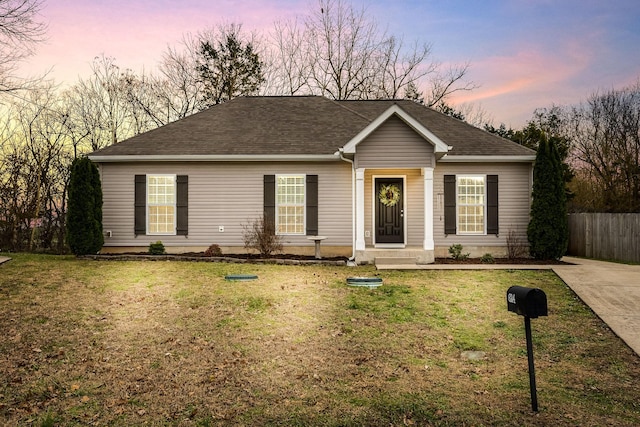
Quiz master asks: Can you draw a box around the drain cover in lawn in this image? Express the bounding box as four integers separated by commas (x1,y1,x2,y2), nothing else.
224,274,258,281
346,277,383,288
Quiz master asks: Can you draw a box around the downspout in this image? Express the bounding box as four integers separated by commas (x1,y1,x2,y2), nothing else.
338,149,357,265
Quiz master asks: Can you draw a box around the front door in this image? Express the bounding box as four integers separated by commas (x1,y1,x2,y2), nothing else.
375,177,404,244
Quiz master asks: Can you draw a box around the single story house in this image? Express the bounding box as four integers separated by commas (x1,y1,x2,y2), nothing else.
88,96,536,264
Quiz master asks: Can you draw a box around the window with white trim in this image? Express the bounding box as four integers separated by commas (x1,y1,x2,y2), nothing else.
147,174,176,234
276,175,305,234
457,176,485,234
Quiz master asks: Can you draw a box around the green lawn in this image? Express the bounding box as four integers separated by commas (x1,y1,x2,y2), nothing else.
1,254,638,426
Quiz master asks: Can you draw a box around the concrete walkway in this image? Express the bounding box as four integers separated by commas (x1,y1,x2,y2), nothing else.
553,256,640,357
0,256,10,265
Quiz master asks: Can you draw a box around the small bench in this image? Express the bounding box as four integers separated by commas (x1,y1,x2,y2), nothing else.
306,236,327,259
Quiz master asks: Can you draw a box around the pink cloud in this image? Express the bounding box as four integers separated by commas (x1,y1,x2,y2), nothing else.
452,43,592,103
448,39,596,126
22,0,309,84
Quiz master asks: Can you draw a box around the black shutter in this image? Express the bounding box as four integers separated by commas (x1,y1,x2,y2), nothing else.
444,175,456,235
306,175,318,235
264,175,276,230
134,175,146,236
487,175,499,235
176,175,188,236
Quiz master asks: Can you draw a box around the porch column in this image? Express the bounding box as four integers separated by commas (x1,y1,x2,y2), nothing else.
355,168,366,251
423,167,434,250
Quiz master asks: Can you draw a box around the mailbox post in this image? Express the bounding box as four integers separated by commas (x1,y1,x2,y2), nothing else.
507,286,548,412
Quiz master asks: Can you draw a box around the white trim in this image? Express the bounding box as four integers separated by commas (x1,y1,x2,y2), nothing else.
439,155,535,163
342,104,450,154
422,167,434,251
355,168,366,251
88,154,341,162
372,175,407,248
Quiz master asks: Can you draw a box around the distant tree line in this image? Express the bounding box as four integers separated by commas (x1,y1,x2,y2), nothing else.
1,0,637,255
478,82,640,214
0,0,475,253
439,80,640,214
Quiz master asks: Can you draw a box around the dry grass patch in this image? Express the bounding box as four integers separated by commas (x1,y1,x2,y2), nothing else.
0,254,639,426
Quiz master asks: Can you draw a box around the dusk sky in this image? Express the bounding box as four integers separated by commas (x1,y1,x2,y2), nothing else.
20,0,640,127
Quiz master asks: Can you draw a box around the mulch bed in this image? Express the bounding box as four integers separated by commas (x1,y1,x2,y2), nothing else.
86,252,571,265
83,253,349,265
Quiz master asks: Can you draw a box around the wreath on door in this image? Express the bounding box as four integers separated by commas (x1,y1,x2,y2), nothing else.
379,184,401,207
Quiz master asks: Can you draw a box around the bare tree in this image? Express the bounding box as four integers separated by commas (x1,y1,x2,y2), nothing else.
119,70,163,134
374,36,438,99
154,33,208,120
0,0,47,91
424,62,477,107
568,82,640,212
303,0,381,99
266,0,474,102
453,102,494,128
0,84,73,251
68,56,136,150
267,18,312,95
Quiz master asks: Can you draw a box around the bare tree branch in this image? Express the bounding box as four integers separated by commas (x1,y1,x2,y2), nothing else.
425,61,478,107
0,0,48,92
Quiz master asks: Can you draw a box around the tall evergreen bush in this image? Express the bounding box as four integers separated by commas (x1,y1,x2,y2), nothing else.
527,134,568,259
67,157,104,255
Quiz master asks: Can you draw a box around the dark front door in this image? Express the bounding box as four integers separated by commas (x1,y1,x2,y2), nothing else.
375,178,404,244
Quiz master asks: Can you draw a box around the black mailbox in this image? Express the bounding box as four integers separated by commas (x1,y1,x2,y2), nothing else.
507,286,548,318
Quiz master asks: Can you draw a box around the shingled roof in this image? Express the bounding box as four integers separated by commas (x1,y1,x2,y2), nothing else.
90,96,535,159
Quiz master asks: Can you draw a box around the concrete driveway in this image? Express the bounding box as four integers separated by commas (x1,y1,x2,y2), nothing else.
553,257,640,357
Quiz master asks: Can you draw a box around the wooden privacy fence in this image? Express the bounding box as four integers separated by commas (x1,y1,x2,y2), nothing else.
568,213,640,263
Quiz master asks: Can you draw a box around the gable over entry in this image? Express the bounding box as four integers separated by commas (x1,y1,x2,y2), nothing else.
341,105,451,158
345,111,442,264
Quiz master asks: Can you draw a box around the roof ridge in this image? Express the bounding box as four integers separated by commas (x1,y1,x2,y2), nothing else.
242,95,322,99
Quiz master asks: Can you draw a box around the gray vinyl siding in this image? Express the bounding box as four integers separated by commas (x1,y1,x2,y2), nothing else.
364,169,424,247
99,161,352,248
355,115,434,169
433,163,532,247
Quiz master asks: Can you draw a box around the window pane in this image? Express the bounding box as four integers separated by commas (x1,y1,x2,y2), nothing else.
148,206,175,234
458,205,484,233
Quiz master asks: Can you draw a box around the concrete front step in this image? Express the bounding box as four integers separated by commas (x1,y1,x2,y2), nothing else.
374,256,418,266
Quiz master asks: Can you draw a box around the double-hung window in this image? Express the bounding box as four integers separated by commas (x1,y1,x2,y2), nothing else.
276,175,305,235
457,176,485,234
444,174,497,236
147,174,176,235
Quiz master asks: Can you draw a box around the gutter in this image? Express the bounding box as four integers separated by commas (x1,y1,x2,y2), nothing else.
338,149,357,265
439,155,536,163
88,154,342,163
